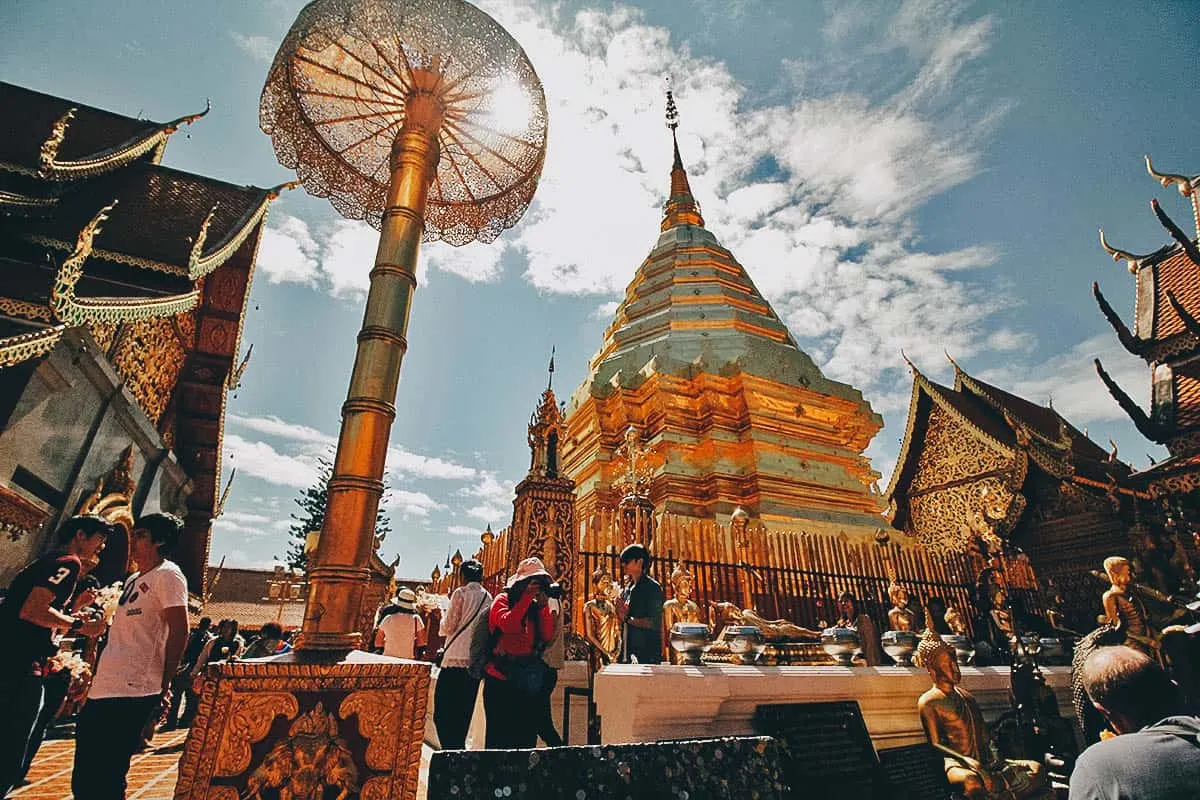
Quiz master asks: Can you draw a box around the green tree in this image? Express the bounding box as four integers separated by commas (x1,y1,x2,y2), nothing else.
282,457,393,573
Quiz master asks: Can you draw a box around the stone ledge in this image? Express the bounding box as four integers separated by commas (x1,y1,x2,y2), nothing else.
594,663,1075,749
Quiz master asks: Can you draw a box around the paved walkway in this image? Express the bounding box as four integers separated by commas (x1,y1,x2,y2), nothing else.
14,730,434,800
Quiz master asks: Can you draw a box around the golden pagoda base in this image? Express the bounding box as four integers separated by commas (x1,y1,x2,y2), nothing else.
174,650,429,800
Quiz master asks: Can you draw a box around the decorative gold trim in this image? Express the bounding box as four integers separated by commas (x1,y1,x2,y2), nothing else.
49,201,201,326
28,190,277,280
0,189,58,210
37,102,210,180
0,325,66,368
0,298,52,322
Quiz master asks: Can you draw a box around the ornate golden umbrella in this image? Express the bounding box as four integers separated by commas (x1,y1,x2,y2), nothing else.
260,0,547,651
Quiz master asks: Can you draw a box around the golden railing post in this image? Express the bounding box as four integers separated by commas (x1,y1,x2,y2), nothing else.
298,88,444,652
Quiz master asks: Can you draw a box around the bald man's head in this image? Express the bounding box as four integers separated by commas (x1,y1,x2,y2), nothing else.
1083,646,1180,733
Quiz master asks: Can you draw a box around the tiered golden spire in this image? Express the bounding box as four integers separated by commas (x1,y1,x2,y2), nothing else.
661,83,704,231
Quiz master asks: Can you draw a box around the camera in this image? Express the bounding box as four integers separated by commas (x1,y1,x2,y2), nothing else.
545,582,563,600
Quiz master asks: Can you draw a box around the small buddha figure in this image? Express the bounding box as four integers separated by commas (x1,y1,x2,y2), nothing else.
887,581,918,632
582,567,621,668
989,585,1015,647
916,630,1049,799
1101,556,1155,653
662,563,702,662
945,603,970,637
835,591,883,666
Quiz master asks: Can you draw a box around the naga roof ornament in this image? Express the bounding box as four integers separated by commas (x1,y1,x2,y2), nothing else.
1098,227,1154,274
37,99,210,180
49,200,200,327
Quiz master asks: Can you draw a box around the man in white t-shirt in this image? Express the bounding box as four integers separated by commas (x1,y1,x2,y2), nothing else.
72,513,189,800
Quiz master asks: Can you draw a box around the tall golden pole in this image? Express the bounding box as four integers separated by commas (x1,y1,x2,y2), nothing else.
299,81,445,651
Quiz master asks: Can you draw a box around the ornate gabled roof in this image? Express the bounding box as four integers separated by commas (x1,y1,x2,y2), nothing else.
1096,156,1200,362
886,359,1133,524
884,366,1017,506
0,82,207,180
15,161,277,279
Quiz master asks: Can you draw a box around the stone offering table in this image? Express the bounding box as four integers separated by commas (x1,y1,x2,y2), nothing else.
594,664,1074,749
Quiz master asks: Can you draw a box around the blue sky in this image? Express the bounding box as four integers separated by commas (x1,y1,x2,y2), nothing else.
3,1,1197,577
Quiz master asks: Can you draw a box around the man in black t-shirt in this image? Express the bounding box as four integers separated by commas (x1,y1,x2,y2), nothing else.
616,544,664,664
0,515,112,796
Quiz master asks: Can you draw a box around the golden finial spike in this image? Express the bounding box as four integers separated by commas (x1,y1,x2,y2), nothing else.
1099,228,1152,274
1146,154,1197,196
267,179,302,199
187,204,219,276
39,108,77,174
900,350,920,375
164,98,211,133
215,468,236,518
665,76,679,131
229,344,253,392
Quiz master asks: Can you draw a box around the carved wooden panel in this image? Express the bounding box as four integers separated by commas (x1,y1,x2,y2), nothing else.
910,406,1012,493
110,312,191,425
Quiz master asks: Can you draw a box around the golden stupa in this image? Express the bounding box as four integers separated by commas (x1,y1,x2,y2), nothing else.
562,90,884,536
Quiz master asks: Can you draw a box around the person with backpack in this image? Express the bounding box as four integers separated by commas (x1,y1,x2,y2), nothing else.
432,559,492,750
482,557,554,749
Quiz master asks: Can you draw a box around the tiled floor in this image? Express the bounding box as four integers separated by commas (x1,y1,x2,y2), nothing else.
13,730,190,800
13,729,435,800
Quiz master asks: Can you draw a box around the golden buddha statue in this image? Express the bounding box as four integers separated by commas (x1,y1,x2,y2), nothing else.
582,567,621,668
887,581,918,632
1100,556,1155,654
662,563,702,662
915,630,1049,799
945,604,970,636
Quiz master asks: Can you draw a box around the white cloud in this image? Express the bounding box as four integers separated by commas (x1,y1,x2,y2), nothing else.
321,220,381,298
223,433,320,489
424,241,507,283
384,489,445,518
257,214,320,285
230,33,276,63
980,334,1151,426
457,472,515,524
446,524,486,537
385,449,477,481
227,413,334,447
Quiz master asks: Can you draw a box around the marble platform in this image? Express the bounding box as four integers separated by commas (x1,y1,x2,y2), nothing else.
593,664,1075,749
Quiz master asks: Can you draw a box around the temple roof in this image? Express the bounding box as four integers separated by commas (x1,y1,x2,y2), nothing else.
12,161,274,278
1095,158,1200,362
0,82,205,180
886,360,1130,517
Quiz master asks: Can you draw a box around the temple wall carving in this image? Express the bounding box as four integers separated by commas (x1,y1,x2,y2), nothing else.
0,328,190,586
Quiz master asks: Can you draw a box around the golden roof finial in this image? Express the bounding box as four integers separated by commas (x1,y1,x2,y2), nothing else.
547,345,555,391
661,78,704,232
163,98,211,134
187,204,218,276
1099,228,1153,274
39,108,77,175
1146,154,1197,197
900,350,920,375
50,200,117,325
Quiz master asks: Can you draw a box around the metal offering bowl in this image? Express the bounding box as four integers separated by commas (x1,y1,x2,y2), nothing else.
670,622,711,666
821,626,860,666
941,634,974,665
881,629,920,667
723,625,766,662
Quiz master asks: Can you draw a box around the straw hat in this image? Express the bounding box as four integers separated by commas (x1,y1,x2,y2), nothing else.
505,556,552,589
395,587,418,612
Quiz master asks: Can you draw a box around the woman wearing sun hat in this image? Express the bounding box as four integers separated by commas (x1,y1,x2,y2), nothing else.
377,587,426,660
482,557,554,748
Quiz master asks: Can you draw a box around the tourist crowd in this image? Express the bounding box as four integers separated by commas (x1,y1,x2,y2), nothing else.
0,513,297,800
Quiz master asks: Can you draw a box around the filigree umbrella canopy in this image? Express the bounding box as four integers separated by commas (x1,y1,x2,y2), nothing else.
260,0,548,246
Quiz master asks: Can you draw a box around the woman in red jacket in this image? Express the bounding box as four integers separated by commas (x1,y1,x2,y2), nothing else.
483,557,554,749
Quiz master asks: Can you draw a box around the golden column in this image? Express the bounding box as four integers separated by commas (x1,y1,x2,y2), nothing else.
176,3,546,798
257,0,548,652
